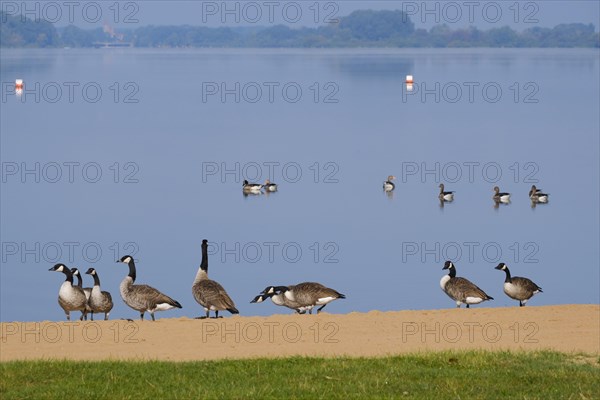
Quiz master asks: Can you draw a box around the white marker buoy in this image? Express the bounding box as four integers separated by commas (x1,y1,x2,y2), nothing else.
405,75,414,91
15,79,23,90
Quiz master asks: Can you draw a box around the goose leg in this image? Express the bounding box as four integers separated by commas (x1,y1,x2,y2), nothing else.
150,312,156,321
66,311,70,321
317,304,327,313
519,301,524,307
90,312,94,321
466,304,470,309
140,312,144,320
105,312,109,320
214,310,219,319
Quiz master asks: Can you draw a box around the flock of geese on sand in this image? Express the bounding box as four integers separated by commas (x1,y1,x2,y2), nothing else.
49,240,542,321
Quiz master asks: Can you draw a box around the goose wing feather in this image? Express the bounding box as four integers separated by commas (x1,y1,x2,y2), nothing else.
291,282,344,306
129,284,181,310
446,277,492,301
193,279,237,311
511,277,542,297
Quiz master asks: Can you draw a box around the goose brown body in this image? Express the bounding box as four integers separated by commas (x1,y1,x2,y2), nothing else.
283,282,346,314
495,263,542,306
192,240,239,318
440,261,493,308
118,255,182,321
49,264,88,321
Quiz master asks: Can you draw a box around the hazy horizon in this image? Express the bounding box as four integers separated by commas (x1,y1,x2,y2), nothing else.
2,1,599,32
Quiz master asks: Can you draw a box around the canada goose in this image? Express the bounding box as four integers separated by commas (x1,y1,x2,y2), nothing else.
383,175,396,192
49,264,88,321
251,285,306,314
495,263,542,306
117,255,182,321
528,185,541,197
85,268,114,320
264,179,278,192
493,186,511,204
438,183,454,202
440,261,493,308
529,185,549,203
70,268,92,298
243,179,263,192
282,282,345,314
192,239,239,319
71,268,92,319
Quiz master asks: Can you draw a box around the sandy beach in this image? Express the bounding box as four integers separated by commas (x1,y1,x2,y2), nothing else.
1,304,598,361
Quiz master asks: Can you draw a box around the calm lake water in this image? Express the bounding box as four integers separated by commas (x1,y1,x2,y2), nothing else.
1,48,598,321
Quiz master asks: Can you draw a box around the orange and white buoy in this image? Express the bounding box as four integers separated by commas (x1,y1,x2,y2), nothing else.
15,79,23,95
405,75,414,91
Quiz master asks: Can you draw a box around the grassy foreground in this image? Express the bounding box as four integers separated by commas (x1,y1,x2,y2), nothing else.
1,351,598,399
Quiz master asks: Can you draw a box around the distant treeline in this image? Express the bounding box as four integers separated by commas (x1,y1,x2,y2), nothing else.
1,10,598,48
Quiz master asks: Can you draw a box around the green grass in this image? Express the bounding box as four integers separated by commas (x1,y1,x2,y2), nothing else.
1,351,598,399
